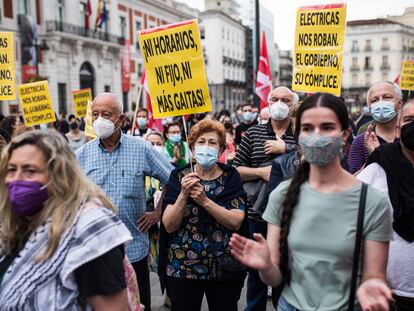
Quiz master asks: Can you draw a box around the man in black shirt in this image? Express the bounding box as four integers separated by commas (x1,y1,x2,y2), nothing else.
235,103,258,146
233,86,298,311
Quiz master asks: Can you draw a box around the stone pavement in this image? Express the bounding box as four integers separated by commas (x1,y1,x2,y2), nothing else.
149,272,275,311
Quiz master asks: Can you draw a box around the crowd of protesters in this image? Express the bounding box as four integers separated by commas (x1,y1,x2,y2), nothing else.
0,81,413,311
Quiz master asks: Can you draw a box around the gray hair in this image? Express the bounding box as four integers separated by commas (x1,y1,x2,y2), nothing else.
267,86,299,104
93,92,123,114
366,81,402,103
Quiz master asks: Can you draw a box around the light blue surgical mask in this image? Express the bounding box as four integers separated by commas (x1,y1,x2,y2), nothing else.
252,112,258,120
137,117,147,128
194,145,219,169
168,134,182,145
370,100,397,123
243,111,253,122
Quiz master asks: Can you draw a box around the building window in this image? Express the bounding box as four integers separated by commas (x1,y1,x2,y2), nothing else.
382,55,388,66
58,83,67,115
352,57,357,66
200,27,205,39
4,0,14,18
365,39,372,51
56,0,63,24
352,74,357,87
364,56,371,69
382,72,388,81
137,63,142,76
119,16,126,39
80,2,86,29
18,0,28,15
381,38,389,50
104,85,110,92
351,40,358,52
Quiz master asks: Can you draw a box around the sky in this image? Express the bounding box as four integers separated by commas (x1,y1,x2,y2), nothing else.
178,0,414,50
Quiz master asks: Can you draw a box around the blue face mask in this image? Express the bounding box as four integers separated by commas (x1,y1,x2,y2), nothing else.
370,101,397,123
168,134,182,145
137,118,147,128
194,145,219,169
243,111,253,122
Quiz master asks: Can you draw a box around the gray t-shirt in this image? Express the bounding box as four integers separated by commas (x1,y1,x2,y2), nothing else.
263,180,393,311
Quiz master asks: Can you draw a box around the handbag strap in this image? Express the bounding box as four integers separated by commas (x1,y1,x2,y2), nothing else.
348,182,368,311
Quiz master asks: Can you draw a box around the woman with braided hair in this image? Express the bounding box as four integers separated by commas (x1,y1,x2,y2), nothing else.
230,93,394,311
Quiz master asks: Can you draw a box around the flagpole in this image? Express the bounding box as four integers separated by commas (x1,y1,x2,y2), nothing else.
130,84,143,136
182,115,193,172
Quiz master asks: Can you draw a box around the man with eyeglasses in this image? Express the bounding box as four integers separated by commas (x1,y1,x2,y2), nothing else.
348,81,403,173
233,86,298,311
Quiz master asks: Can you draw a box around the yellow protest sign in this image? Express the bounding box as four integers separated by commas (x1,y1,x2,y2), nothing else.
138,19,212,118
18,81,56,126
401,60,414,91
0,32,16,100
84,100,96,138
292,3,347,96
72,88,92,117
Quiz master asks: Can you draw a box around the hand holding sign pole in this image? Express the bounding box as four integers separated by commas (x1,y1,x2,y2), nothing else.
138,19,212,170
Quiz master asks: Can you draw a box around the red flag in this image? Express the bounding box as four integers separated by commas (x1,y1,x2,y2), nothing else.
393,74,400,86
121,40,131,93
85,0,92,30
255,31,272,111
140,69,163,133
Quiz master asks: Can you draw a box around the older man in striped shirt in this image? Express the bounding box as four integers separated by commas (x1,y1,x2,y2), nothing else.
233,86,297,311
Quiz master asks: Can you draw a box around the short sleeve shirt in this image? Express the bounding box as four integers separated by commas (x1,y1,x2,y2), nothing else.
263,180,393,311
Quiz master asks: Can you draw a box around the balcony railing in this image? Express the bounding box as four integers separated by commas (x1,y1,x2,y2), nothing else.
350,65,360,71
45,20,125,45
380,64,390,70
364,45,373,52
364,65,373,71
381,45,390,51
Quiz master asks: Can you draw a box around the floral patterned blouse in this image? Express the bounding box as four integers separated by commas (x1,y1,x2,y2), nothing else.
165,168,246,280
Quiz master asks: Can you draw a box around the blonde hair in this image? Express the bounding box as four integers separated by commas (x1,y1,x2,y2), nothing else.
0,130,116,260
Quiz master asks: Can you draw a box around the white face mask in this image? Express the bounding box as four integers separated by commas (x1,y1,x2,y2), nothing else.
153,145,164,153
270,101,290,120
93,116,119,139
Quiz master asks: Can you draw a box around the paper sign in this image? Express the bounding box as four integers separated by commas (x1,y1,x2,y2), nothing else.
84,100,96,138
401,60,414,91
18,81,56,126
72,88,92,118
138,19,212,118
0,32,16,100
292,3,347,96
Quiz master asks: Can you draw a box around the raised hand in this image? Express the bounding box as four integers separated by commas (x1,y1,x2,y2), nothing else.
229,233,272,271
180,173,200,197
357,278,393,311
364,124,380,154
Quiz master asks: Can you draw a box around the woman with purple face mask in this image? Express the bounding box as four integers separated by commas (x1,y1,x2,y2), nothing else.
230,93,394,311
0,130,134,310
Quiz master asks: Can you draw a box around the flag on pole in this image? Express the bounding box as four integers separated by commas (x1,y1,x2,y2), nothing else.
255,31,272,111
85,0,92,31
393,74,400,86
140,69,163,133
95,0,108,30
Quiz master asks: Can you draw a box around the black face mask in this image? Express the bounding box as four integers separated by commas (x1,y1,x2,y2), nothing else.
401,121,414,151
69,122,79,130
223,122,232,129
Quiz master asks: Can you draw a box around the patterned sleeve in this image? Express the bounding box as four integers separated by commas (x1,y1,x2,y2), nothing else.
233,130,252,167
228,196,247,212
347,134,368,173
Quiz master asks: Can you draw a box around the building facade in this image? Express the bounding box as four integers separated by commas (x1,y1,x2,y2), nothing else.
199,10,247,112
0,0,197,116
278,49,293,88
342,18,414,104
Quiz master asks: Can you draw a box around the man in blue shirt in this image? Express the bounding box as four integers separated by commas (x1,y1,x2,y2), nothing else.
76,93,173,311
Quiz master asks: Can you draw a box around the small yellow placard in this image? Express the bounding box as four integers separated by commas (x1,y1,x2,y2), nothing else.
138,19,212,118
0,32,16,100
401,60,414,91
18,81,56,126
292,3,347,96
84,100,96,138
72,88,92,118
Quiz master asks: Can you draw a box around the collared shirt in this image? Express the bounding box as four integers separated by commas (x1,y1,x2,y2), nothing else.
76,132,173,262
233,122,295,168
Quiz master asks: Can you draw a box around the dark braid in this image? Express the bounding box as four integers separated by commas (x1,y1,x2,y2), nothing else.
279,161,309,284
278,92,348,284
